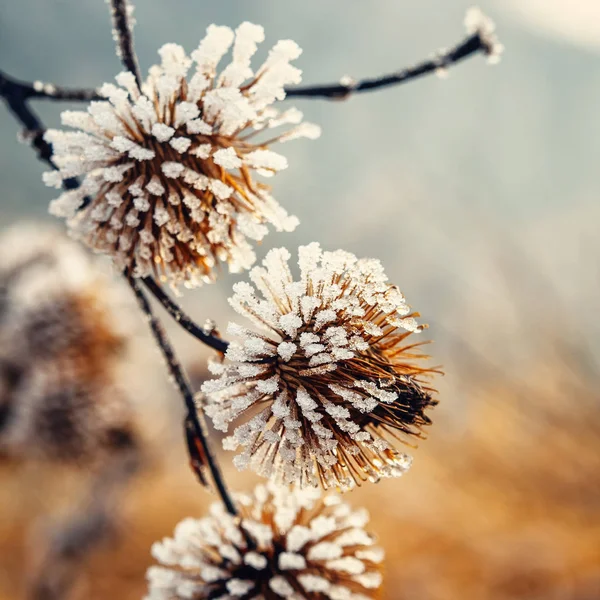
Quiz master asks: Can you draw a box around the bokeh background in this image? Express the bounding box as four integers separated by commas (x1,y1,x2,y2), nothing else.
1,1,599,599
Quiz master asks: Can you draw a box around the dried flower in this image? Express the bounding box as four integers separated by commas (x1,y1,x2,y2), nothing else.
202,244,438,490
146,483,384,600
464,7,504,64
0,224,136,462
44,22,320,287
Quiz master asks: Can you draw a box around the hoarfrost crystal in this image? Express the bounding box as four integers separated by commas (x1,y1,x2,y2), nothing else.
44,23,320,287
202,244,439,490
146,483,384,599
465,7,504,64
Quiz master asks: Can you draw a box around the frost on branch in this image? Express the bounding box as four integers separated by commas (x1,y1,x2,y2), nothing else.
146,482,384,600
202,243,439,491
43,22,320,288
465,7,504,64
0,224,136,462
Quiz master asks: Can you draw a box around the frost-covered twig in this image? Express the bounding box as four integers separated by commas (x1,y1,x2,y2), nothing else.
2,9,502,109
126,275,238,515
0,70,47,132
286,9,503,100
141,277,229,354
0,69,82,192
108,0,142,86
0,70,100,103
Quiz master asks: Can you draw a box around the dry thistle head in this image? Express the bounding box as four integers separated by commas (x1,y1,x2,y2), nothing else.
44,22,320,288
202,243,439,490
0,224,136,462
146,483,383,600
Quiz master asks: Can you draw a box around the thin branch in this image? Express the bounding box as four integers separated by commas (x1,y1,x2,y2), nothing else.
1,19,499,110
142,277,229,355
0,31,486,107
0,70,100,103
285,31,494,100
126,274,238,516
0,69,81,191
108,0,142,87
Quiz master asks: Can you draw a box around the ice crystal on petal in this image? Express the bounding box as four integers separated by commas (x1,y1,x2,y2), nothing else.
279,121,322,143
145,483,383,600
45,23,320,288
278,341,297,362
202,244,439,490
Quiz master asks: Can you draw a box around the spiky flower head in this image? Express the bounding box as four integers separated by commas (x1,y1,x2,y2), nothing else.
0,224,136,462
43,23,320,288
146,483,384,600
202,243,438,491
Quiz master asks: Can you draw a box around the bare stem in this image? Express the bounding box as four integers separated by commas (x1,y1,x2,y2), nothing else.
126,275,238,516
141,277,229,354
286,32,491,100
108,0,142,86
0,70,100,103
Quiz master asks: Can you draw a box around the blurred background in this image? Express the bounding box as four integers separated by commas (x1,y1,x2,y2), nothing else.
1,1,599,599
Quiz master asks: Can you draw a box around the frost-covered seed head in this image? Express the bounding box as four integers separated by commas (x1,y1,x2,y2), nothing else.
146,483,384,600
0,224,136,462
464,7,504,64
202,244,439,491
44,23,320,288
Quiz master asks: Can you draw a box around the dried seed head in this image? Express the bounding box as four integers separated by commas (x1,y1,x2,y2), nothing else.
0,224,136,462
202,244,439,491
44,23,320,288
146,483,384,600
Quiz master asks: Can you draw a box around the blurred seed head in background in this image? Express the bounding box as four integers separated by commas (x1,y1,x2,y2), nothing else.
0,224,137,463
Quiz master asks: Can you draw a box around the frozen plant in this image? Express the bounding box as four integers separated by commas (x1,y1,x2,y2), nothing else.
202,244,438,490
0,2,503,597
44,22,320,287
